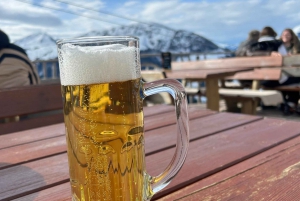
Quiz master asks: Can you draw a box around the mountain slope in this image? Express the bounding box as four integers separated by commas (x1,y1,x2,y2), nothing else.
14,23,222,61
82,23,177,52
170,30,219,53
14,32,57,61
82,23,220,53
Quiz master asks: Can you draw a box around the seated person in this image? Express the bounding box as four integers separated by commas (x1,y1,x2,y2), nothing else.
0,30,40,89
248,26,282,55
257,28,300,115
236,30,260,57
277,28,300,55
235,30,260,87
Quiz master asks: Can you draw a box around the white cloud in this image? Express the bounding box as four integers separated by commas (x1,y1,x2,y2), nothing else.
0,1,64,41
0,1,62,27
2,0,300,45
0,0,115,41
123,0,300,44
1,21,47,42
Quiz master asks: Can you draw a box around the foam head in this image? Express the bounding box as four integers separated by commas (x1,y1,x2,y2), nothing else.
58,43,141,86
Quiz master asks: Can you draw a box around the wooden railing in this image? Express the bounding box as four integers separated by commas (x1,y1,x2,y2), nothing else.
33,51,234,80
33,59,59,80
140,51,234,61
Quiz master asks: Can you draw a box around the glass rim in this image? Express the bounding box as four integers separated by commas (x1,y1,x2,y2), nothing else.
56,36,139,45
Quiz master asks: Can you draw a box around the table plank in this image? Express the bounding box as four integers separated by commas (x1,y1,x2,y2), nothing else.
146,118,300,199
0,124,65,150
12,183,71,201
0,136,66,170
172,135,300,201
145,112,262,154
0,154,69,200
171,56,282,70
226,68,282,81
165,68,253,80
144,106,215,131
143,104,173,116
0,107,215,170
160,135,300,200
0,105,174,150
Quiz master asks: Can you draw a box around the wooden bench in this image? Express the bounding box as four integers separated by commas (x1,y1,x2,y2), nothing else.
219,89,283,114
223,56,300,114
0,83,63,135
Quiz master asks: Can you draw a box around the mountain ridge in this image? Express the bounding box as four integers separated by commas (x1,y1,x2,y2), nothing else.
14,23,224,61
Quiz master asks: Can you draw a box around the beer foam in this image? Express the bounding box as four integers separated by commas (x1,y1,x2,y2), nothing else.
58,44,140,85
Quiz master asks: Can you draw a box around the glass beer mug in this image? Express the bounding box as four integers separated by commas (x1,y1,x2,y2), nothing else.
56,36,189,201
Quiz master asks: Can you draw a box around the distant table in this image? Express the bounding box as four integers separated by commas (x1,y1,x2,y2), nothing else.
1,105,300,200
165,68,253,111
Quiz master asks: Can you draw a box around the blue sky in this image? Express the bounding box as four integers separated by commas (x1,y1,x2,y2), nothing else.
1,0,300,46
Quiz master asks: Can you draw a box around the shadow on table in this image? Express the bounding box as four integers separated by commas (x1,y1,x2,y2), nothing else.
0,163,46,201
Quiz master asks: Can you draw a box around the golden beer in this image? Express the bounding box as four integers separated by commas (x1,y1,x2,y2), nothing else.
57,36,189,201
62,78,151,201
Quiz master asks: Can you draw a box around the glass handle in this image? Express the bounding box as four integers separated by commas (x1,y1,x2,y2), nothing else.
142,78,190,197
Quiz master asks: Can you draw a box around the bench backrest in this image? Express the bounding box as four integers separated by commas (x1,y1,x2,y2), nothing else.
283,54,300,66
171,55,283,70
0,83,64,135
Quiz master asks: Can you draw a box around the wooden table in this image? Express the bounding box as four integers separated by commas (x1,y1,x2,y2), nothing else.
1,105,300,200
165,68,253,111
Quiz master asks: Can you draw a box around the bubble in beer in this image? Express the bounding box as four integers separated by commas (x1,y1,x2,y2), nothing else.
58,44,141,85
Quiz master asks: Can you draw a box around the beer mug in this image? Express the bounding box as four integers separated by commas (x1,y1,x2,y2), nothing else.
56,36,189,201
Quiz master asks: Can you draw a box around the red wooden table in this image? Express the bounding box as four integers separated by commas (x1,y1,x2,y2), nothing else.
1,105,300,200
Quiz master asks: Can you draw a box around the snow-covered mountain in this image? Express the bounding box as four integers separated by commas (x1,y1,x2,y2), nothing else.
217,43,237,52
14,32,57,61
14,23,223,61
82,23,221,53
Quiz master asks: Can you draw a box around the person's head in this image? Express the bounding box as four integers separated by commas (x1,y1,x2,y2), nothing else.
0,30,10,49
248,30,260,41
260,26,277,38
280,28,300,53
281,29,296,43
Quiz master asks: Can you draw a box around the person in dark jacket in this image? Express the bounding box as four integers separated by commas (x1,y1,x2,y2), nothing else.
236,30,260,57
0,30,40,88
235,30,260,87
